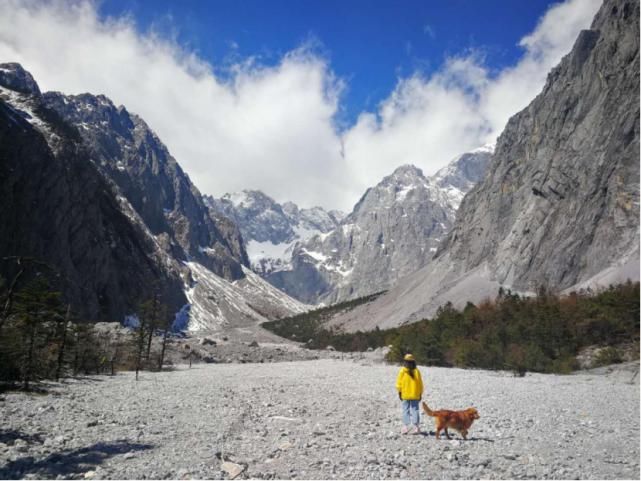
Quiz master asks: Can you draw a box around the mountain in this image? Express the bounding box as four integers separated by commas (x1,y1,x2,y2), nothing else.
263,147,493,304
41,90,248,281
204,191,343,276
0,63,306,329
0,64,185,320
326,0,640,332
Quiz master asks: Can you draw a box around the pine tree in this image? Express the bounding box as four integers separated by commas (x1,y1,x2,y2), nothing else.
157,303,172,371
11,277,65,389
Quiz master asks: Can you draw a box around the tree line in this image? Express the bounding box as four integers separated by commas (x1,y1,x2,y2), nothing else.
0,257,176,390
263,281,640,375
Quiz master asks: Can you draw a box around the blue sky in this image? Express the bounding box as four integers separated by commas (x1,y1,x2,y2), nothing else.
0,0,601,209
99,0,560,125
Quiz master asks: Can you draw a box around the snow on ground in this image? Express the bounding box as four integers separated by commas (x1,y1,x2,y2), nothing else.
1,360,638,480
246,239,295,270
300,248,328,263
0,86,58,145
245,223,329,274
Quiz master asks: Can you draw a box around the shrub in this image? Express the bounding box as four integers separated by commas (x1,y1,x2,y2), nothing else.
593,346,624,367
265,282,640,375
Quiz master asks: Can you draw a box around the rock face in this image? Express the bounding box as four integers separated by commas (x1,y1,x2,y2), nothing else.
42,91,248,281
0,63,186,320
328,0,640,331
0,63,305,328
263,148,492,304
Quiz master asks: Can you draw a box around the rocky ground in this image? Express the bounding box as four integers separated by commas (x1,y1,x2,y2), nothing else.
0,359,639,480
161,328,363,366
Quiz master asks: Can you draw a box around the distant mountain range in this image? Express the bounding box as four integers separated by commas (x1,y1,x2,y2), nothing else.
208,145,492,304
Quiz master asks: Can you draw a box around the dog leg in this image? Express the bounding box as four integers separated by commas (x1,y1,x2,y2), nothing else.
435,426,441,440
444,428,451,440
461,429,468,440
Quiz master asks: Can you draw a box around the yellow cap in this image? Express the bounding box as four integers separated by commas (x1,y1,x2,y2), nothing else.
403,354,415,361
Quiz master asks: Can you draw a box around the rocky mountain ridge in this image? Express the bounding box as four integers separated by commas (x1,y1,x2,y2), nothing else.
212,147,491,304
0,63,306,329
327,0,640,332
205,191,344,276
42,90,248,281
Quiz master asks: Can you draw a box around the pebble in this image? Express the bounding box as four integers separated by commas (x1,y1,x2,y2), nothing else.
221,461,244,479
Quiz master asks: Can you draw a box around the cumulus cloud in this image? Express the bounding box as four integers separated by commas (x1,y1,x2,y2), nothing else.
0,0,350,208
345,0,601,191
0,0,601,211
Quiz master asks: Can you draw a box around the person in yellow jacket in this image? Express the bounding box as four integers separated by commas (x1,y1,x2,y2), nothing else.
395,353,424,434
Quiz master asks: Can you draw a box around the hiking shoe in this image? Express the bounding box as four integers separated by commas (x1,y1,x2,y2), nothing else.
410,426,421,435
400,425,409,434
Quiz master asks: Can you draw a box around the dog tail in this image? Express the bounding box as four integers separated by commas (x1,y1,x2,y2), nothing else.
421,401,435,416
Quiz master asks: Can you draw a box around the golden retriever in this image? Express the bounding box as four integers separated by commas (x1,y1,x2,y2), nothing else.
421,402,480,440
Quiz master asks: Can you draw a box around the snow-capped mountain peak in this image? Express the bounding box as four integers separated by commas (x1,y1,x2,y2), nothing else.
206,193,342,277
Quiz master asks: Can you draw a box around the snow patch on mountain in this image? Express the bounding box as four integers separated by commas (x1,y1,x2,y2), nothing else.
183,262,308,334
206,191,343,276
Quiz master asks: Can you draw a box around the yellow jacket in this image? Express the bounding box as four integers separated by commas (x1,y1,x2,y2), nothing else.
396,367,423,400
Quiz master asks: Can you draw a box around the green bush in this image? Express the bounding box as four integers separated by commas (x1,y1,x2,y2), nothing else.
593,346,624,367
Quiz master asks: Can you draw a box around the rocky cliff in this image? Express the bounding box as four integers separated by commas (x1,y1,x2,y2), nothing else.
327,0,640,332
0,64,186,320
0,63,305,328
42,91,248,281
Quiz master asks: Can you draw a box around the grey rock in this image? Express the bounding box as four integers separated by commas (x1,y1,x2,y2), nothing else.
208,148,490,305
0,75,188,321
0,63,40,95
220,461,244,479
205,190,342,278
42,90,248,282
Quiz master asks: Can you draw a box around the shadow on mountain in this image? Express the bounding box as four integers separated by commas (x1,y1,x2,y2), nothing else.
0,439,154,479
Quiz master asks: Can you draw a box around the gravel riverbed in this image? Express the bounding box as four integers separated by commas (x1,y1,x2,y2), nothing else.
1,359,639,479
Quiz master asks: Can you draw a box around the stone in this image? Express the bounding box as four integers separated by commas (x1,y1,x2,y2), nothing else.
221,461,244,479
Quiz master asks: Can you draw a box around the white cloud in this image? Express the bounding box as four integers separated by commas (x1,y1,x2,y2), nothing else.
345,0,601,191
0,0,601,211
0,0,351,208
